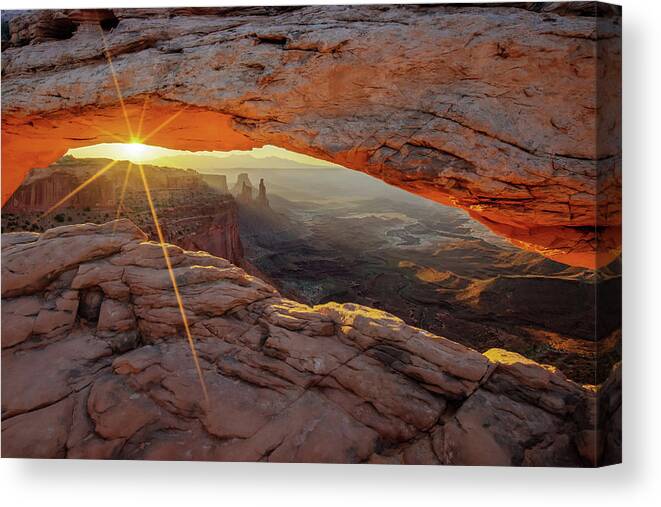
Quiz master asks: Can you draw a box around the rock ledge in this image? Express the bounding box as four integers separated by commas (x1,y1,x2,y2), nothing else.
1,220,620,465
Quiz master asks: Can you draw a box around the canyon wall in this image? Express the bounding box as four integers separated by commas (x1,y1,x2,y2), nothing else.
0,4,621,268
4,165,116,212
2,157,244,264
0,220,621,465
149,200,244,265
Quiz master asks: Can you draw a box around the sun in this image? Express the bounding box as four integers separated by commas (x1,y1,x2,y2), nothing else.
127,140,146,153
122,141,149,161
68,141,172,164
37,27,210,406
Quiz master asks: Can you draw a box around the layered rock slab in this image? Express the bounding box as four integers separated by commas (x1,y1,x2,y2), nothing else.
0,5,621,267
1,220,620,465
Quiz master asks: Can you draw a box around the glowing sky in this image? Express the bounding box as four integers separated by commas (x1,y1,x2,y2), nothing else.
67,143,340,168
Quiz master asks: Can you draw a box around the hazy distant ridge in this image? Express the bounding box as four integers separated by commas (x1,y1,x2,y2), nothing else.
148,154,341,173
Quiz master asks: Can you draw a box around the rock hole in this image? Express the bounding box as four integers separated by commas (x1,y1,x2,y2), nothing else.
255,34,288,46
99,13,120,32
78,288,104,323
48,18,79,41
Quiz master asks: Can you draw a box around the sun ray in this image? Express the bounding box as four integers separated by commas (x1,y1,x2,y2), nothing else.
138,164,210,407
92,25,208,405
40,159,120,219
141,106,189,144
113,161,133,231
91,125,128,144
97,25,134,141
136,96,150,140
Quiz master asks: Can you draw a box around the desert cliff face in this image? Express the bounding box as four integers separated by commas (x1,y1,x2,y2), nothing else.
0,5,621,268
0,220,621,465
2,157,245,265
4,169,116,212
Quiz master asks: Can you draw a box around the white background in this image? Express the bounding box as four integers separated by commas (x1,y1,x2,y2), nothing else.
0,0,658,505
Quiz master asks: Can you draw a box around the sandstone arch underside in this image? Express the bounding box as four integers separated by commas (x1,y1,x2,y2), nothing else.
1,5,621,268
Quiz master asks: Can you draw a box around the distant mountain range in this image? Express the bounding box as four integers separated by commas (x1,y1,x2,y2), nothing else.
145,153,342,173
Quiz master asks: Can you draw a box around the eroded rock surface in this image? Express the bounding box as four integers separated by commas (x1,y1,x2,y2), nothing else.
2,156,245,264
0,5,621,267
1,220,620,464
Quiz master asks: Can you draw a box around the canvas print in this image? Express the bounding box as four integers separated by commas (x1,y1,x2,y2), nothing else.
0,3,621,466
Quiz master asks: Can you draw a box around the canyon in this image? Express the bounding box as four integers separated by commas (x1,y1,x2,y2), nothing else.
0,4,622,467
2,157,620,384
0,220,621,465
2,156,244,265
229,166,620,385
0,4,621,267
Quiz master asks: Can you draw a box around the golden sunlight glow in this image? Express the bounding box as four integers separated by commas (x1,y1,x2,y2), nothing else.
71,142,156,163
75,142,155,163
67,143,342,169
123,142,148,159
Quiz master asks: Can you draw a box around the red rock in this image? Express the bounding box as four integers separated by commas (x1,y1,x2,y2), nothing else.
2,396,75,458
0,221,621,464
0,5,621,267
1,295,41,348
87,374,163,440
439,389,577,466
1,220,146,298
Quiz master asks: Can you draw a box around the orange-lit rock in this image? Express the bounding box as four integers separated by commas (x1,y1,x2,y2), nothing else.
1,5,621,267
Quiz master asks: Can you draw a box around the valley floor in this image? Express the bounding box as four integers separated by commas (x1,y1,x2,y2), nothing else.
238,193,621,384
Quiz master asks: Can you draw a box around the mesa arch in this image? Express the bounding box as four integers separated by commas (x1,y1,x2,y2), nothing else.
1,5,621,268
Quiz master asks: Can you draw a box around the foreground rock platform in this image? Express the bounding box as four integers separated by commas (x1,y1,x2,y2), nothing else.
1,220,620,465
1,4,621,267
